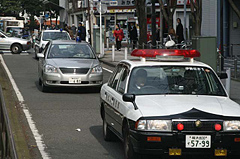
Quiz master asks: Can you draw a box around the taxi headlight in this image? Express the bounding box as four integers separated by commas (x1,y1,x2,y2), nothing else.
223,121,240,131
136,120,172,131
92,65,102,74
44,64,58,73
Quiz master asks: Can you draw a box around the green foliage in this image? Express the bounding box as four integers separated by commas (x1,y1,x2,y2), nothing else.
0,0,22,14
21,0,43,15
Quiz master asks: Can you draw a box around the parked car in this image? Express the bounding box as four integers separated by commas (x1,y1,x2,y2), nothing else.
0,30,31,53
37,40,103,92
100,49,240,159
34,29,71,58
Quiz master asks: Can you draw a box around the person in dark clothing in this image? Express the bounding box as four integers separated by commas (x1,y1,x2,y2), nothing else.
71,24,77,36
129,23,138,49
176,18,184,44
77,23,86,41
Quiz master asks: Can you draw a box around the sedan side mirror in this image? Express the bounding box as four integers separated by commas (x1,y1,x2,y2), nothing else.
217,72,228,79
122,94,138,110
37,53,44,58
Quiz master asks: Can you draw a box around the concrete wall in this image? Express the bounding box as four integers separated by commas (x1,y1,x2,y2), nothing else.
201,0,217,36
229,0,240,57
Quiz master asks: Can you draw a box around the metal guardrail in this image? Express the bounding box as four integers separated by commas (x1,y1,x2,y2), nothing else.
0,86,18,159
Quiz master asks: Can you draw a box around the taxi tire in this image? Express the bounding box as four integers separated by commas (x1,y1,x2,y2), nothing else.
103,118,115,141
11,44,22,54
123,127,141,159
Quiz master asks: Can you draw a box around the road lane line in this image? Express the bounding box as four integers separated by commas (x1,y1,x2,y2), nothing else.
103,67,113,73
0,55,51,159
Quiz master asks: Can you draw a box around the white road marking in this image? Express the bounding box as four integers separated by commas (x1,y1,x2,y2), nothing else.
0,55,51,159
20,53,29,56
3,53,13,56
103,67,113,73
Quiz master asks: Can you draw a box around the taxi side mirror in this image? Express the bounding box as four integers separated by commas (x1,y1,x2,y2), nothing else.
217,73,228,79
122,94,138,110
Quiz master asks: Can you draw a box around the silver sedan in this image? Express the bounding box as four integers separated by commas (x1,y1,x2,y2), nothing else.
0,31,31,53
37,40,103,92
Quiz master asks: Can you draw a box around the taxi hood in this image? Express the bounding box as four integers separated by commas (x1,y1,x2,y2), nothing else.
135,95,240,117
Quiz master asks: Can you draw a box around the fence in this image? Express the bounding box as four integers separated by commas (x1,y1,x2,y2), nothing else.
0,86,17,159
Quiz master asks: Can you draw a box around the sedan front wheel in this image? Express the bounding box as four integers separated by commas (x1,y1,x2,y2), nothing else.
11,44,22,54
40,79,48,92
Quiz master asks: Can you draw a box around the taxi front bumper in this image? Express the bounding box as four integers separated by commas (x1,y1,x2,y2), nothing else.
130,130,240,157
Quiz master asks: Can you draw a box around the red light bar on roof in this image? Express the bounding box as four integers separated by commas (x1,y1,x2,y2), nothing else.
131,49,200,58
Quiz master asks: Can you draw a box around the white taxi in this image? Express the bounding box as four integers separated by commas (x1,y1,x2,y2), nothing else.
100,49,240,159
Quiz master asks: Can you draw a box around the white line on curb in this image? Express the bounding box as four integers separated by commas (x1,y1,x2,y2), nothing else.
0,55,51,159
103,67,113,73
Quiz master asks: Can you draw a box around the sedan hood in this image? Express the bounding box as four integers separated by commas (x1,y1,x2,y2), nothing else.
47,58,99,68
136,95,240,117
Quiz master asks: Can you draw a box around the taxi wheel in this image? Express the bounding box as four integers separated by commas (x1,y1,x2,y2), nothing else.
103,117,115,141
123,127,141,159
11,44,22,54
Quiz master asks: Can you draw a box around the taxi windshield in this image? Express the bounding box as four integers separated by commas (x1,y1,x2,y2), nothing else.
47,44,96,59
128,66,227,96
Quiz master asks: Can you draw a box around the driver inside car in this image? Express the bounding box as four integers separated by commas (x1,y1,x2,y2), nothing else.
129,68,148,94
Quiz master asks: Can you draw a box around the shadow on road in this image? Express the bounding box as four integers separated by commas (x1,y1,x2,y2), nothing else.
35,81,101,94
89,125,124,159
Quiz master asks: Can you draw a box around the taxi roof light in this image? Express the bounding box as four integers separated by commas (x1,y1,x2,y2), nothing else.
131,49,200,61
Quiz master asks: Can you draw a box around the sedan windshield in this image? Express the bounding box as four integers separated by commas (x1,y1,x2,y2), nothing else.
47,44,96,59
128,66,227,96
42,32,70,41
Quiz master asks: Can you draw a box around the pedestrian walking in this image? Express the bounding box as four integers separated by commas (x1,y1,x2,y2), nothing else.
71,24,77,39
129,23,138,50
176,18,184,44
77,22,86,41
113,24,124,51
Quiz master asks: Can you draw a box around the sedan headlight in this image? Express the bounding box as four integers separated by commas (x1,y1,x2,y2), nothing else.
136,120,172,131
44,64,58,73
223,121,240,131
92,65,102,74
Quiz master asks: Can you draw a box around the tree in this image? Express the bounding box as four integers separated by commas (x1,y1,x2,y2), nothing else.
0,0,22,15
158,0,177,31
228,0,240,19
21,0,43,31
135,0,147,48
190,0,202,36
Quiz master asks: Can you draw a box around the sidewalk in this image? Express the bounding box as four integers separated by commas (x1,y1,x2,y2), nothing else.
98,48,139,67
99,48,240,105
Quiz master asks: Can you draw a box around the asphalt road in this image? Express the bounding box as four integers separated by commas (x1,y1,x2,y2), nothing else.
2,51,124,159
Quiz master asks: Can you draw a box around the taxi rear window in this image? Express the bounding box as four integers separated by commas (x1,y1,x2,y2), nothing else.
128,66,227,96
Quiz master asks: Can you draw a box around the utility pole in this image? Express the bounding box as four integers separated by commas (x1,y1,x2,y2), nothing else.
184,0,187,40
90,0,94,46
151,0,156,48
88,0,92,45
100,0,103,55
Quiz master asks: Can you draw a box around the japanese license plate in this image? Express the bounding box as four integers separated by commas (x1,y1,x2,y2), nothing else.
186,135,211,148
69,78,81,83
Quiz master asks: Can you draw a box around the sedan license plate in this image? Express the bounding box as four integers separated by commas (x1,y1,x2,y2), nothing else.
69,78,81,84
186,135,211,148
